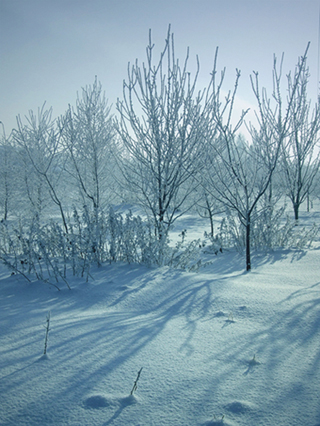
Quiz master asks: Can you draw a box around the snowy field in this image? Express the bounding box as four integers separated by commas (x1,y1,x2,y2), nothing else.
0,209,320,426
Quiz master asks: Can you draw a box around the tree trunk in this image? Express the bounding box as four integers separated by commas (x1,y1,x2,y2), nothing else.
158,195,165,240
209,209,214,238
293,202,299,221
205,195,214,237
3,198,8,221
246,214,251,271
3,177,9,221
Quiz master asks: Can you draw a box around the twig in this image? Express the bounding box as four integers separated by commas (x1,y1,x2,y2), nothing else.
130,367,143,395
43,311,51,355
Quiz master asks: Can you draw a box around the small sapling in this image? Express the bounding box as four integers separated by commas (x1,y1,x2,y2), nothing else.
43,311,51,355
249,354,260,366
212,414,225,424
226,312,234,323
130,367,143,395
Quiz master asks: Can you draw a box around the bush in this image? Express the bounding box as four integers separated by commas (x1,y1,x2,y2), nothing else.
211,206,319,253
1,204,317,286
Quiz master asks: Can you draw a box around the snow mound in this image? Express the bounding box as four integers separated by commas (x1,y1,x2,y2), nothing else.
203,416,236,426
224,400,256,414
84,393,138,410
37,353,50,361
84,394,112,409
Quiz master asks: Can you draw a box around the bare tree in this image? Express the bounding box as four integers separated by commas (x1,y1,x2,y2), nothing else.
203,45,310,271
13,105,69,232
61,77,115,213
194,183,226,238
280,58,320,220
116,26,205,239
60,78,116,266
0,122,14,221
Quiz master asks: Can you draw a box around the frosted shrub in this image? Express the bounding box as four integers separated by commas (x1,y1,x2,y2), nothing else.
1,203,318,285
69,206,107,278
250,204,319,250
121,211,147,263
212,213,246,252
120,211,152,264
167,233,203,271
66,207,162,269
0,210,97,285
138,224,169,267
270,216,318,249
0,216,70,289
0,220,32,282
68,208,91,278
107,207,122,262
106,210,204,270
106,208,167,266
212,206,319,253
251,205,285,249
107,207,144,263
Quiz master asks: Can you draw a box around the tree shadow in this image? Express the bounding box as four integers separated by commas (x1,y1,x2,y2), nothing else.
1,257,319,425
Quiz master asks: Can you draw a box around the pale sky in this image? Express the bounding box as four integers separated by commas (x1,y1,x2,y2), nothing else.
0,0,319,135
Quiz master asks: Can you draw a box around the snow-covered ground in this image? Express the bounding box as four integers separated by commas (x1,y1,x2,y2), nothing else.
0,210,320,426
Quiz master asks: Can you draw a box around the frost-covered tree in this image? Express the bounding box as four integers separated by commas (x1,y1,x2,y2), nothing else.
13,105,68,232
61,77,116,213
0,122,12,220
60,78,117,266
194,184,226,238
280,58,320,220
116,26,205,240
203,45,310,271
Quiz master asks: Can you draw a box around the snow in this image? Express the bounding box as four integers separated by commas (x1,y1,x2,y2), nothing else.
1,214,320,426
